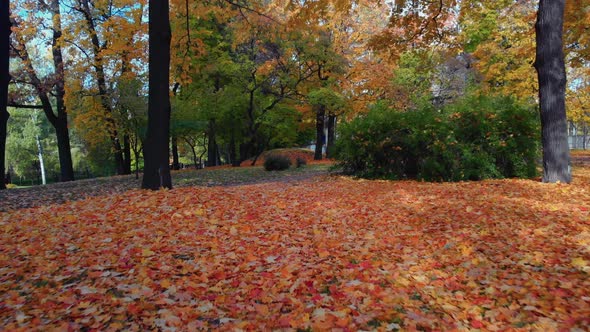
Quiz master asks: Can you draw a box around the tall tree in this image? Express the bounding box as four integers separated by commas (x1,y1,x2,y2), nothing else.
70,0,143,176
11,0,75,182
142,0,172,190
534,0,571,183
374,0,575,183
0,0,9,190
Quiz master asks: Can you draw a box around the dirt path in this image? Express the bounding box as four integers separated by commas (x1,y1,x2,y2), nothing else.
0,165,331,212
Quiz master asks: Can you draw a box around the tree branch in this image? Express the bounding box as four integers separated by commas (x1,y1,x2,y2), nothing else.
7,103,44,109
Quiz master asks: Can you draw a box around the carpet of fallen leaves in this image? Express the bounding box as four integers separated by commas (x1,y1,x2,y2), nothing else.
1,163,589,330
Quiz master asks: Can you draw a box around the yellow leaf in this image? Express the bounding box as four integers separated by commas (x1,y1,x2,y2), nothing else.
142,249,155,257
572,257,589,271
160,279,172,289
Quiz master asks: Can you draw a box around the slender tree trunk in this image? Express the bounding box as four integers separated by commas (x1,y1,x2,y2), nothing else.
133,145,140,179
35,135,46,185
230,130,240,166
583,124,588,150
534,0,571,183
171,135,180,170
326,113,336,159
123,134,132,174
0,0,10,190
207,119,217,167
78,0,126,175
314,105,325,160
190,145,198,169
142,0,172,190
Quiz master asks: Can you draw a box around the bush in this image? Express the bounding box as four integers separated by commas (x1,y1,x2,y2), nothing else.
334,95,540,181
264,154,292,171
296,157,307,168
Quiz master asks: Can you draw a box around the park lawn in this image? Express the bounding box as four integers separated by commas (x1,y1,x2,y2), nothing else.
0,165,589,330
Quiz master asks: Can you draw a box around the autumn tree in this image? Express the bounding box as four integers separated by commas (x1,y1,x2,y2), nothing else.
374,0,573,183
142,0,172,190
67,0,146,176
0,0,9,190
468,1,537,102
9,0,75,182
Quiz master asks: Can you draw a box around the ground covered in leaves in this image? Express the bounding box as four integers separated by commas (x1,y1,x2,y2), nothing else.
1,158,589,330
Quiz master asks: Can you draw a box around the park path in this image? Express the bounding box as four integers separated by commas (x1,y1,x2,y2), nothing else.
0,166,330,212
3,153,590,212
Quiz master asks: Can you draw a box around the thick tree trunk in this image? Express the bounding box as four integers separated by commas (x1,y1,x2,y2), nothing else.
314,105,325,160
171,136,180,170
142,0,172,190
0,0,9,190
49,0,75,182
55,121,74,181
534,0,571,183
326,114,336,159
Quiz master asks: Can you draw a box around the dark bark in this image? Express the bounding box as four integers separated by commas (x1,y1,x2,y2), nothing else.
326,114,336,159
230,130,240,166
0,0,9,190
314,105,325,160
142,0,172,190
171,135,180,170
207,119,218,167
123,134,132,174
49,0,75,182
534,0,571,183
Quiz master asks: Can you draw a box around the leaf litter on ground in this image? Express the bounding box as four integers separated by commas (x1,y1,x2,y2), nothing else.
0,158,589,330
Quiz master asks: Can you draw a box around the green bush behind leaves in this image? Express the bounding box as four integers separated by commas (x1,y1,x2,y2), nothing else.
264,154,292,171
335,95,540,181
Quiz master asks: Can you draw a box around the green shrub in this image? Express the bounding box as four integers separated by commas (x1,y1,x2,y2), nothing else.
296,157,307,168
334,95,540,181
264,154,292,171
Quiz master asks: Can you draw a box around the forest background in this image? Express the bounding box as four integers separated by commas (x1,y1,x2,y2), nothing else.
2,0,589,187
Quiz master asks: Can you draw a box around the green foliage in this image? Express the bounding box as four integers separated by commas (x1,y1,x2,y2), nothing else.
264,154,292,171
6,110,58,181
308,88,346,110
335,95,540,181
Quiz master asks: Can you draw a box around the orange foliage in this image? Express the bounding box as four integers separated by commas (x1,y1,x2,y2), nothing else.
1,165,590,330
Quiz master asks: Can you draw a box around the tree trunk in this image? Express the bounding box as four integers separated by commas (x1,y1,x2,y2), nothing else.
230,130,240,167
207,119,217,167
123,134,132,174
0,0,9,190
326,113,336,159
79,0,127,175
35,135,46,185
583,124,588,150
171,135,180,170
49,0,75,182
534,0,571,183
142,0,172,190
55,121,74,181
314,105,325,160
